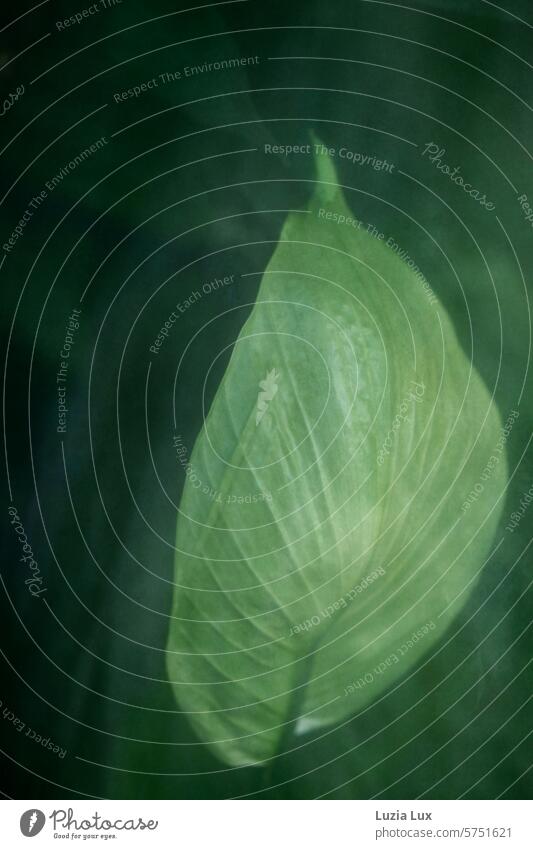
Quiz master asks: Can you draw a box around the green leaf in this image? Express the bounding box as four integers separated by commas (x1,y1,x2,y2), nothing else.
166,142,508,766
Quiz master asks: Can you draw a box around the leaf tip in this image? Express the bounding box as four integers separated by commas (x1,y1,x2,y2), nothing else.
310,130,340,206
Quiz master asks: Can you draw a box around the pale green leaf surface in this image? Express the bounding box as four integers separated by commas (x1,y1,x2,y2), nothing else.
166,146,507,766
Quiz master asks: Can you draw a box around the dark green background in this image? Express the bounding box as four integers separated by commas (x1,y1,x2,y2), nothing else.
1,0,531,798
